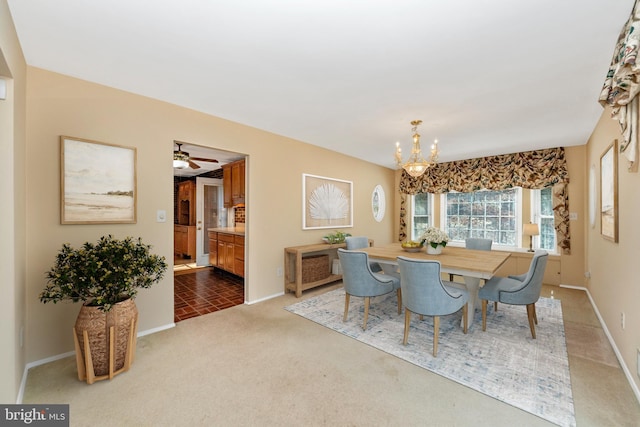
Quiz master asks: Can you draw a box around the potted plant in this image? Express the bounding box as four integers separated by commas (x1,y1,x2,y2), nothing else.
40,235,167,384
420,226,450,255
322,230,352,244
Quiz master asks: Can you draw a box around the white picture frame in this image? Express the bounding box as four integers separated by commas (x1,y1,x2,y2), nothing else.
302,174,353,230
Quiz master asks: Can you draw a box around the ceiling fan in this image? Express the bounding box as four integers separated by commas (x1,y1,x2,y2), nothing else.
173,141,219,169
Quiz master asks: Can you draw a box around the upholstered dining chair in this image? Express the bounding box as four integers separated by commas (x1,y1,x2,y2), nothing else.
449,238,493,281
397,256,469,357
337,249,401,331
479,250,548,339
345,236,382,272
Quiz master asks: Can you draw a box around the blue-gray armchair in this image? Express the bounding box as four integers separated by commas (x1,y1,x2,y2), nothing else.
345,236,382,272
337,249,401,330
397,256,469,356
479,250,548,339
449,238,493,282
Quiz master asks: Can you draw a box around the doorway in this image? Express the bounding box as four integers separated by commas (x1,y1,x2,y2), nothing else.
173,142,247,321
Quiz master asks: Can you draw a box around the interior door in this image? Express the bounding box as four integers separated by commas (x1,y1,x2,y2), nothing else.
196,177,224,266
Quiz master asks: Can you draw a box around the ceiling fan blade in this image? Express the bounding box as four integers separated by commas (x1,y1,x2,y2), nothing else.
188,160,201,169
189,157,219,163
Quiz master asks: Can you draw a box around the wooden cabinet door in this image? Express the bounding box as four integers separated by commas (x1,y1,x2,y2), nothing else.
234,235,244,277
222,165,232,208
208,232,218,266
230,160,245,205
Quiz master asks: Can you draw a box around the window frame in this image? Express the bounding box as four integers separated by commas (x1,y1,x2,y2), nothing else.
439,188,523,250
531,187,557,253
409,192,434,241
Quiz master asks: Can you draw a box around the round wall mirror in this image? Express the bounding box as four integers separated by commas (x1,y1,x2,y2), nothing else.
372,185,385,222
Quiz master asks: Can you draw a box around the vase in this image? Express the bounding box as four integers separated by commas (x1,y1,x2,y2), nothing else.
426,244,444,255
73,298,138,384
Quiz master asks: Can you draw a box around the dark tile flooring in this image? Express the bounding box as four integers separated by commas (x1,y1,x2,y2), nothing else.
174,268,245,322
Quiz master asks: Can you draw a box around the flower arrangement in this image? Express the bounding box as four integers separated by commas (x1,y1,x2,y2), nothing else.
420,226,450,249
40,235,168,312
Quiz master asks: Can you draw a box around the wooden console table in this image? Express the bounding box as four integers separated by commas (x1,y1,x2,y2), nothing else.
284,243,346,297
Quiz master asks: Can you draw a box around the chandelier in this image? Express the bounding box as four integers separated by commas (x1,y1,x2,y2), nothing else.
394,119,439,178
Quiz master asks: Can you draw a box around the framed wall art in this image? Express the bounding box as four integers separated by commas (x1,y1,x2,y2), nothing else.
302,174,353,230
600,140,618,242
60,136,137,224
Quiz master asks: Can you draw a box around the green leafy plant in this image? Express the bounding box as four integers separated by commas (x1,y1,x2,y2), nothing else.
323,230,352,244
40,235,168,312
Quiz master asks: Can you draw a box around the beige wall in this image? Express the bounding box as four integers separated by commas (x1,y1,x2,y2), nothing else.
24,67,396,363
586,107,640,392
0,0,27,403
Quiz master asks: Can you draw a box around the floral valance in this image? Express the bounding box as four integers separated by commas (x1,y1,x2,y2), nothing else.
397,147,571,254
399,147,569,195
599,0,640,168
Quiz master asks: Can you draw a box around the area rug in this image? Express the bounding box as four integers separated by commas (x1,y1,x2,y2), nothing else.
285,288,575,427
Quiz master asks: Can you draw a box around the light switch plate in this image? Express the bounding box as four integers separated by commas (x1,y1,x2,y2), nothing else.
156,210,166,223
569,212,578,220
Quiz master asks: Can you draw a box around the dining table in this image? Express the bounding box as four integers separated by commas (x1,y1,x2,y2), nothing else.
360,243,511,329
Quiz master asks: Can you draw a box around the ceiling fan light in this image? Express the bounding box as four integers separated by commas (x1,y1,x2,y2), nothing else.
173,159,189,169
173,147,189,169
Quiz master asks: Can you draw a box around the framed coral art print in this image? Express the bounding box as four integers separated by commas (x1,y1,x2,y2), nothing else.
302,174,353,230
600,139,618,242
60,136,137,224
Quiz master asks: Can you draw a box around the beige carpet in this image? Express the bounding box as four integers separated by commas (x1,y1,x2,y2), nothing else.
22,284,640,426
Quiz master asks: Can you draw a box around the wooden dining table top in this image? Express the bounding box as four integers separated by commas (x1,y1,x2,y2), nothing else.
361,243,511,280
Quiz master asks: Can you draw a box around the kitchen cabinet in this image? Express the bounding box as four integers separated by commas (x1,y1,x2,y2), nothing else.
208,230,245,277
222,159,245,207
174,224,196,259
177,180,195,225
175,180,196,259
231,160,245,205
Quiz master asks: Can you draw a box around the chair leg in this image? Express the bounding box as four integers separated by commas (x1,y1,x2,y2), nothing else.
481,299,488,331
362,296,371,330
343,293,350,322
433,316,440,357
449,273,454,281
462,304,468,334
494,302,498,311
533,303,538,325
396,288,402,315
403,309,411,345
526,303,537,339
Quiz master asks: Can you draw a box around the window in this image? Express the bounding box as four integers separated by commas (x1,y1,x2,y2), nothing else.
442,188,521,247
411,193,432,240
533,187,556,251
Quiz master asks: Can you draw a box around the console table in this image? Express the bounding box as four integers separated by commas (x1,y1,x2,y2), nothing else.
284,243,346,297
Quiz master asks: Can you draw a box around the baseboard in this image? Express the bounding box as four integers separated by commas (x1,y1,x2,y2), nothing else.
16,322,176,404
245,291,283,305
560,284,640,404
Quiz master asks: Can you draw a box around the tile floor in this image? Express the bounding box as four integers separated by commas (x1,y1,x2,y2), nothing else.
173,267,245,322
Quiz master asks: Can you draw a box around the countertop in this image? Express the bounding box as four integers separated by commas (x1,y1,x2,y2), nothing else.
207,226,245,236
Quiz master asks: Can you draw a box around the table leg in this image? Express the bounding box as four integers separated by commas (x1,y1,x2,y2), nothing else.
461,276,481,329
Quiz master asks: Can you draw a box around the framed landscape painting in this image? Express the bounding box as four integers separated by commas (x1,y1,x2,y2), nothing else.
60,136,137,224
302,174,353,230
600,140,618,242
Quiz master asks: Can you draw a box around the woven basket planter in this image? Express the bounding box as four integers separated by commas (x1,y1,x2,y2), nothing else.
73,298,138,384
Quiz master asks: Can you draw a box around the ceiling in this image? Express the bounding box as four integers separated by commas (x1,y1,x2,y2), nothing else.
7,1,635,169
